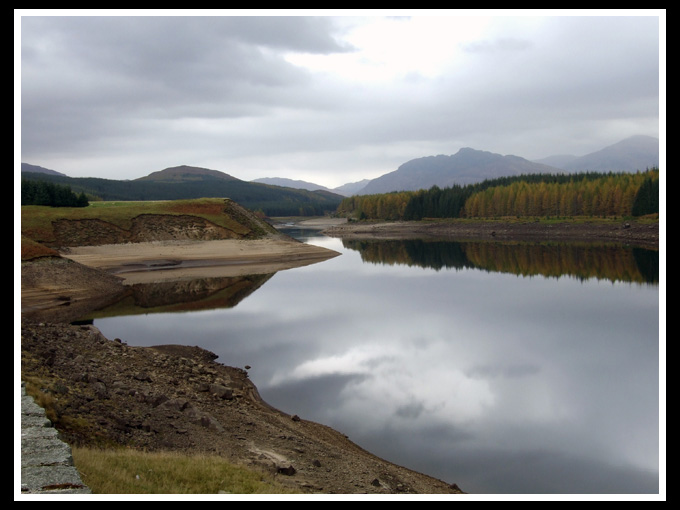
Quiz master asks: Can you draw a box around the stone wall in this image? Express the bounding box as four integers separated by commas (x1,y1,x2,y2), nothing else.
19,382,91,495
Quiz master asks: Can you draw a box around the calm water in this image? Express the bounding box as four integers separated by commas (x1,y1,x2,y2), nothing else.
90,230,661,495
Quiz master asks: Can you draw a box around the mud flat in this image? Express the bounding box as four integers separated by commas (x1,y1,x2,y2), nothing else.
60,237,341,284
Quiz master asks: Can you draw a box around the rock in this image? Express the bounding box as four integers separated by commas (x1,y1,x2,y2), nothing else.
134,372,153,382
277,465,297,476
91,381,109,399
159,398,190,412
209,384,233,400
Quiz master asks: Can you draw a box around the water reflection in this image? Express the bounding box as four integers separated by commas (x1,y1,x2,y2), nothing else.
91,234,660,495
82,274,274,319
343,238,659,284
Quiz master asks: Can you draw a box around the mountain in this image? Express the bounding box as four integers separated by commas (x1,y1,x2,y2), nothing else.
20,164,343,216
253,177,373,197
252,177,333,193
136,165,240,182
357,148,559,195
531,154,579,169
21,163,67,177
333,179,372,196
536,135,659,173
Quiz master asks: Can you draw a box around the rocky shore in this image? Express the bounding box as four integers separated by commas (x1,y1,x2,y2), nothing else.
20,320,464,496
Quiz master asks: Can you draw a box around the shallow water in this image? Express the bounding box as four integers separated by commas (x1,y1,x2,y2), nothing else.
92,231,661,494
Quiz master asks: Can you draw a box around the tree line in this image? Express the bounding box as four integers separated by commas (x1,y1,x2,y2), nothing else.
21,179,89,207
337,169,660,220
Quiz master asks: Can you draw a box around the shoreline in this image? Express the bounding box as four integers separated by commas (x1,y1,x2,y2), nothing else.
21,235,340,321
321,218,660,249
59,236,341,284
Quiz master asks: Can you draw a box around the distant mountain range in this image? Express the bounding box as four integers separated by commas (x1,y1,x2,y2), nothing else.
356,135,659,195
532,135,659,173
357,148,556,195
21,135,659,207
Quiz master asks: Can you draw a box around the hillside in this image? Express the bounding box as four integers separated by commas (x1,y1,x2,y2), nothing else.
333,179,372,196
358,148,560,195
20,197,279,249
135,165,241,182
252,177,333,193
21,162,67,177
20,165,343,217
252,177,372,197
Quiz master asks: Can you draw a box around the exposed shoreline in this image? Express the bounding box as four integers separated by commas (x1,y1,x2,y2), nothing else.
321,218,660,249
21,235,341,322
60,236,341,285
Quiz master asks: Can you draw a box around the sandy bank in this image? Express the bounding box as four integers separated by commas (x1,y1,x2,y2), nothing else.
60,237,341,284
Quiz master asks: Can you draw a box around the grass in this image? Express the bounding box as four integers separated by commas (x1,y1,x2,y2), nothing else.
71,447,301,495
20,198,267,246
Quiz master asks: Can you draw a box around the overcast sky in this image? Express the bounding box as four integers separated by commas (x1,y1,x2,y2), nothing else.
17,11,664,188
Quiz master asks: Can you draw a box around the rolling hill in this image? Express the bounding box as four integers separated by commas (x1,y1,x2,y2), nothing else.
20,165,344,217
21,163,67,177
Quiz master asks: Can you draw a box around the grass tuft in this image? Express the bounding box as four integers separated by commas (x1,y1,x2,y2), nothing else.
71,447,301,495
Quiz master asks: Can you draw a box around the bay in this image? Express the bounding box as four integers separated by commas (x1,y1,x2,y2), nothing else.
91,230,661,495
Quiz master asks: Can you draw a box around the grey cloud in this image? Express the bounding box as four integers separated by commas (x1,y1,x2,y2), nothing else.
395,400,426,419
467,363,541,380
21,16,351,158
19,14,661,182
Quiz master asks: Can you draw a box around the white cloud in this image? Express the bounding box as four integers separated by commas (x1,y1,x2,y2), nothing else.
269,338,496,431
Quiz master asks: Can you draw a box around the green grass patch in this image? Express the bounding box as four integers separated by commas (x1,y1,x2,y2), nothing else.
20,198,267,245
71,447,300,495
